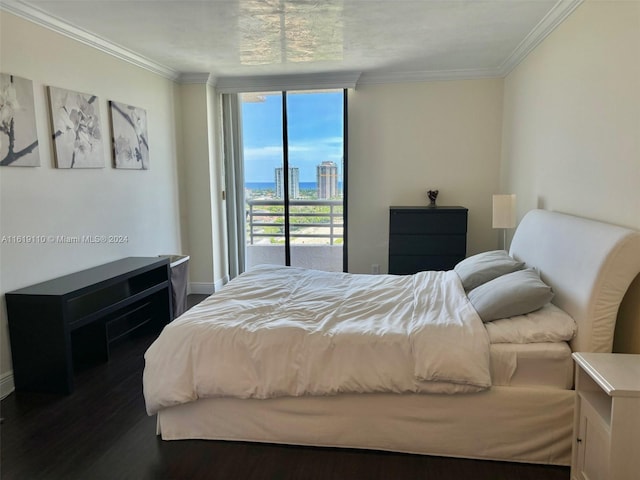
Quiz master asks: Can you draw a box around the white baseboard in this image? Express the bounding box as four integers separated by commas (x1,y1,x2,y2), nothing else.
0,371,15,400
188,282,215,295
188,276,229,295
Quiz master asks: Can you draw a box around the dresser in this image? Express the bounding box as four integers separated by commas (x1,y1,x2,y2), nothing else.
388,206,468,274
571,353,640,480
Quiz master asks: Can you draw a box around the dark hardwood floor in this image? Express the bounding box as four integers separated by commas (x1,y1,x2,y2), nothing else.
1,295,570,480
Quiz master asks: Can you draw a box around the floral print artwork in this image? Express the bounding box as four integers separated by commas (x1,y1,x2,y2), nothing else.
109,101,149,169
0,74,40,166
49,86,104,168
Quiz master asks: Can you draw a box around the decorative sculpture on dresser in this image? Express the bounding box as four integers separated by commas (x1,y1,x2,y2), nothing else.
427,189,439,207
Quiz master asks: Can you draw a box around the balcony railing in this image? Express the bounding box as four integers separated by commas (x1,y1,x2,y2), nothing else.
247,199,344,245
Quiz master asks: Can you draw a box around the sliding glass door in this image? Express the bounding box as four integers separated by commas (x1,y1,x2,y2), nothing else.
241,92,286,267
239,89,346,272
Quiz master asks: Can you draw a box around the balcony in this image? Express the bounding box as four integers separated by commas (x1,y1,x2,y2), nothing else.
246,199,344,272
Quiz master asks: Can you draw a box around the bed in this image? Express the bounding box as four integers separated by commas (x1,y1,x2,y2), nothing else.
143,209,640,465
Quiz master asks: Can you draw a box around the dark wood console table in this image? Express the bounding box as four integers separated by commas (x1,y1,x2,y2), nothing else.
5,257,172,394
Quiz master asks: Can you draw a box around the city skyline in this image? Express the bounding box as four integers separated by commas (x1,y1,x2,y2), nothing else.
275,166,300,199
267,161,340,199
317,161,339,199
241,91,344,182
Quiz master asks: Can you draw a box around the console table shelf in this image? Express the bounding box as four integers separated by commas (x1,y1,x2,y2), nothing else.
67,282,169,331
6,257,173,394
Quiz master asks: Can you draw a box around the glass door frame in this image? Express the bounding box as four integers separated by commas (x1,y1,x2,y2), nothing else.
237,88,348,272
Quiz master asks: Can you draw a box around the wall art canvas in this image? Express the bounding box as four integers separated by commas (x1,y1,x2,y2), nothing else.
48,86,104,168
0,74,40,167
109,100,149,169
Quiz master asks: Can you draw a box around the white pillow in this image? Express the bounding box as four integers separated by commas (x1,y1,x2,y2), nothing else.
485,303,577,344
468,268,554,322
454,250,525,291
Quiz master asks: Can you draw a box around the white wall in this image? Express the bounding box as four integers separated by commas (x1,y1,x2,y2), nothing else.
0,12,183,392
501,1,640,351
348,79,504,274
178,83,215,292
177,83,228,293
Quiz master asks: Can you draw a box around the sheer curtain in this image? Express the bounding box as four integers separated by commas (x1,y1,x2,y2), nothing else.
221,94,246,279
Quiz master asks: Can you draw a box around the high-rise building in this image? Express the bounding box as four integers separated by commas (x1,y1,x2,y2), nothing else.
275,167,300,199
340,156,344,197
317,161,338,199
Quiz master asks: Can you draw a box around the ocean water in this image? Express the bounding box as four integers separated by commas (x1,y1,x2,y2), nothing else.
246,182,308,190
246,182,343,190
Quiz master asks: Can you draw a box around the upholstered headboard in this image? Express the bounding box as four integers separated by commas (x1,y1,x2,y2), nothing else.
509,209,640,353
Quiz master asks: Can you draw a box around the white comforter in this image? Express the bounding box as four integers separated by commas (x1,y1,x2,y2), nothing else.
144,265,491,415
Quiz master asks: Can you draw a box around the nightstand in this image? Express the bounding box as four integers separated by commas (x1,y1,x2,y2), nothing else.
571,353,640,480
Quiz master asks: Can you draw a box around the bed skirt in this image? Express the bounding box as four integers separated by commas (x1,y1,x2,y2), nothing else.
156,386,575,466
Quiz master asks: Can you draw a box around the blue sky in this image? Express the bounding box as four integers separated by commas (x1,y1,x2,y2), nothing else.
241,91,344,182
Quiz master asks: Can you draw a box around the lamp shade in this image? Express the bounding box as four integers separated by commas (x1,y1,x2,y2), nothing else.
492,194,516,229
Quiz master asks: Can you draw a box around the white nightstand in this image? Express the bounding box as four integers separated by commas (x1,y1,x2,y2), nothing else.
571,353,640,480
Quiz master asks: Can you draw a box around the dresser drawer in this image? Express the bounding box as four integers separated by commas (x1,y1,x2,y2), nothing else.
389,210,467,235
389,234,466,255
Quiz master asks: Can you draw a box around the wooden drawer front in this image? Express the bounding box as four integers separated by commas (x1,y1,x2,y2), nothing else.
390,211,467,235
389,234,466,256
389,255,464,274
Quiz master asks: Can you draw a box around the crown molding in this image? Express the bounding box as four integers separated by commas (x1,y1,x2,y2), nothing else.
357,0,583,86
357,67,501,86
178,72,215,86
214,71,362,94
0,1,180,81
498,0,584,75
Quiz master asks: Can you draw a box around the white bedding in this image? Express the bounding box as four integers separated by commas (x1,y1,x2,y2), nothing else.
144,265,491,415
490,342,574,389
486,303,577,344
156,386,575,465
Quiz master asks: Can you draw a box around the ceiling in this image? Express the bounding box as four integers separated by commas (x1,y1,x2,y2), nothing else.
3,0,582,84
